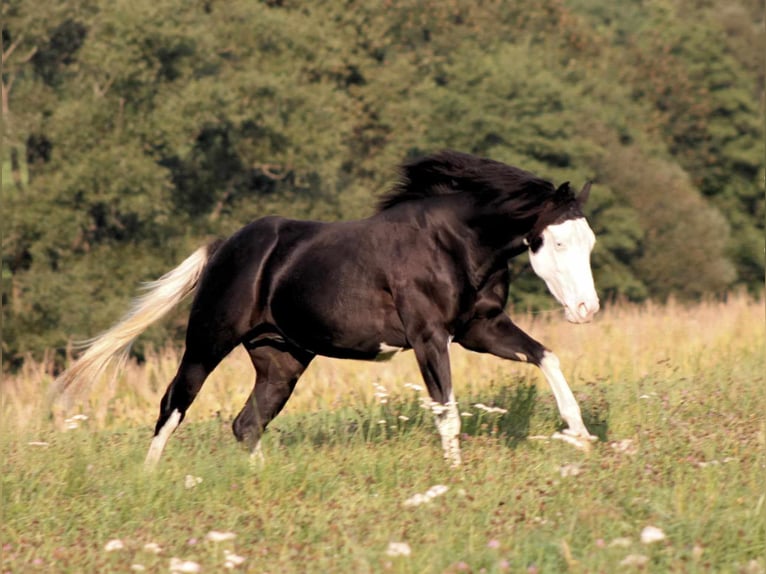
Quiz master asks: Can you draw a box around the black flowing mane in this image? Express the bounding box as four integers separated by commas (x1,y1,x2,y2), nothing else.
377,150,560,217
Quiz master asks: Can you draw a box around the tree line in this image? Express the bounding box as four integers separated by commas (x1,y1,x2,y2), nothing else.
2,0,764,368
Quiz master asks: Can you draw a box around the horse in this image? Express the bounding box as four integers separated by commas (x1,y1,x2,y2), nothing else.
52,150,600,469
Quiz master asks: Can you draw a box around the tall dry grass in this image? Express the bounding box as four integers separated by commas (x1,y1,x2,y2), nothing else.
2,294,763,434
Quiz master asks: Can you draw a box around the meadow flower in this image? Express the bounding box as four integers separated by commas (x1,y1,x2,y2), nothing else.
130,565,146,572
143,542,162,554
27,441,49,447
473,403,507,414
697,457,736,468
609,537,632,548
64,414,89,430
403,382,423,392
104,539,124,552
559,463,582,478
223,549,246,569
184,475,203,489
429,401,449,415
385,542,411,557
611,439,637,455
619,554,649,567
640,526,666,544
398,415,410,421
169,557,201,573
460,412,473,417
373,383,389,404
487,539,500,549
206,530,236,542
403,484,449,507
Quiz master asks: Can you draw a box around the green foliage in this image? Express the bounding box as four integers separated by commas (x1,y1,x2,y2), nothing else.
2,0,763,365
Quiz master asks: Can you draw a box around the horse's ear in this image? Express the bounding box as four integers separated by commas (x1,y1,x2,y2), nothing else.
577,181,592,206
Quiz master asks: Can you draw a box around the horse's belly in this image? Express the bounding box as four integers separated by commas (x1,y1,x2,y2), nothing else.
269,271,405,357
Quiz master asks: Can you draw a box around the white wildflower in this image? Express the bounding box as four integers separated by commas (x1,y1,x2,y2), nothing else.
63,414,89,430
430,402,448,415
27,441,49,447
130,565,146,572
460,412,473,417
104,539,124,552
403,484,449,507
143,542,162,554
426,484,448,497
609,537,632,548
206,530,236,543
373,383,389,404
619,554,649,567
640,526,666,544
403,383,423,392
559,463,582,478
184,475,203,489
386,542,412,557
223,549,246,569
611,439,638,455
398,415,410,421
169,557,201,573
473,403,508,414
697,457,736,468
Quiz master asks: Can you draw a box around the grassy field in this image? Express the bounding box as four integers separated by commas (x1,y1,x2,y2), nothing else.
2,296,764,573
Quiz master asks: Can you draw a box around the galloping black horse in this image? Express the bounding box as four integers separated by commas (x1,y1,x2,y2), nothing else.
53,151,600,468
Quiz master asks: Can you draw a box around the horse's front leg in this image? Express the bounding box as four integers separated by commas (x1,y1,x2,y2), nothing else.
409,328,462,467
456,312,596,448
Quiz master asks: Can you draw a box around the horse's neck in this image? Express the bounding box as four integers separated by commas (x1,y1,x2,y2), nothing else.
440,204,530,289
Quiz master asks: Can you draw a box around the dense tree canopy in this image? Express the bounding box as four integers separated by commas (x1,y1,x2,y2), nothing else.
2,0,764,367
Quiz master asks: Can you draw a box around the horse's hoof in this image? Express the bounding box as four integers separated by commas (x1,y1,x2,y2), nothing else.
552,431,593,452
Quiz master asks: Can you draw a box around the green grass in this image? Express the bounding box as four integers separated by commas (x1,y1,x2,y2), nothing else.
3,357,765,572
2,298,765,572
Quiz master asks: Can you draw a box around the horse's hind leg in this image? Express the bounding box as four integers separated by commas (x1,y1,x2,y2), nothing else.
144,329,241,469
232,344,314,461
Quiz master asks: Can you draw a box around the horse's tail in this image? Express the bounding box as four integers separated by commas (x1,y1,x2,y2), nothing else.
50,240,223,406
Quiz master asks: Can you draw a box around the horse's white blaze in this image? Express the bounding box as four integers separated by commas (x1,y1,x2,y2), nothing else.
144,409,181,470
528,218,599,323
538,352,594,440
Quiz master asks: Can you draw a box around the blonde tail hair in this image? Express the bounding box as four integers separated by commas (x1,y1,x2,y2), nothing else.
50,244,216,406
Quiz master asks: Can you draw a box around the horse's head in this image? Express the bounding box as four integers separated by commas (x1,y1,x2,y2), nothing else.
525,182,599,324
